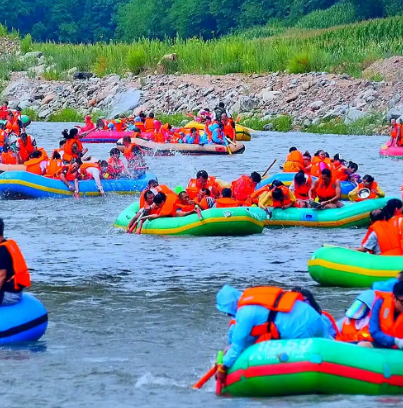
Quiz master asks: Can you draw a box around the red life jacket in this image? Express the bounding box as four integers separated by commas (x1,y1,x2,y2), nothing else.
215,197,242,208
315,177,337,202
272,185,293,208
294,174,312,199
354,182,379,202
231,175,256,202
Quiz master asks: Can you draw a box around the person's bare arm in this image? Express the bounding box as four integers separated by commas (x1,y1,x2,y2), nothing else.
0,269,6,291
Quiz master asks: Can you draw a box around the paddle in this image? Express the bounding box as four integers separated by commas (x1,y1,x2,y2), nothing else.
262,159,277,177
225,136,236,146
192,366,217,390
78,126,99,139
223,136,232,155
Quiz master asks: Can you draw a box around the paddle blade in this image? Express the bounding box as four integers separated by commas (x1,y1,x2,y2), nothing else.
192,366,216,390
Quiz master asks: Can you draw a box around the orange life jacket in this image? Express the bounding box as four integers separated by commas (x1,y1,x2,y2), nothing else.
1,151,17,164
6,120,20,136
0,239,31,290
46,159,63,178
354,182,379,202
215,197,242,208
154,131,165,144
63,139,80,162
231,175,256,202
80,162,100,179
222,119,235,141
339,316,370,342
19,136,35,162
294,174,312,199
169,132,182,144
144,118,155,133
249,185,270,205
315,177,337,202
0,130,6,147
391,124,400,139
187,177,220,199
204,123,212,139
370,220,402,256
283,151,305,173
157,193,179,217
332,165,348,182
63,164,78,181
237,287,303,342
322,310,341,339
311,156,329,177
123,143,136,160
139,185,173,208
110,119,124,132
176,202,195,212
194,196,215,210
272,185,293,208
25,156,46,175
356,291,403,344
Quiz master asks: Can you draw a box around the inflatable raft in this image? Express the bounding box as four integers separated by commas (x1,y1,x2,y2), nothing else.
218,338,403,397
249,197,389,228
0,171,156,199
380,139,403,159
184,121,252,142
257,173,356,200
116,137,245,156
115,202,264,236
0,164,26,173
80,130,131,143
308,246,402,287
0,293,48,344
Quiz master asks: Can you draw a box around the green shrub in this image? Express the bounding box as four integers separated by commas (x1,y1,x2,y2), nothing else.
48,108,82,122
126,48,146,74
21,108,39,121
20,34,33,53
0,24,8,37
287,52,313,74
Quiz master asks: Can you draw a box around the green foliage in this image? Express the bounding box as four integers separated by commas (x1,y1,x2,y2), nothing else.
295,1,357,29
156,113,190,126
0,23,8,37
21,108,39,121
241,115,292,131
20,34,33,53
126,48,146,74
287,52,314,74
48,108,82,122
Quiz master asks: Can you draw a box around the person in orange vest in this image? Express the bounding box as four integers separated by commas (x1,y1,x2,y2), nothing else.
25,149,49,175
187,170,221,199
1,143,17,164
60,160,80,196
221,113,236,141
5,112,20,136
45,151,63,178
80,160,105,196
302,151,312,173
144,113,155,133
133,115,145,133
309,168,343,209
310,150,329,177
95,118,109,130
390,118,402,147
0,218,31,305
183,127,200,144
348,174,385,202
194,188,216,210
17,132,36,163
283,147,305,173
215,285,328,385
0,101,8,120
271,185,297,209
356,207,402,256
175,191,199,217
62,129,85,163
215,188,242,208
107,148,130,179
231,172,262,202
0,123,7,150
290,171,312,207
127,190,156,233
78,115,95,133
139,179,173,208
331,154,348,181
358,281,403,349
141,192,178,220
203,116,213,143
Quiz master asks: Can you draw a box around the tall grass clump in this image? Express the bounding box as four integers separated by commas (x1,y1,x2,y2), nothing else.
126,47,146,74
21,108,39,121
20,34,33,53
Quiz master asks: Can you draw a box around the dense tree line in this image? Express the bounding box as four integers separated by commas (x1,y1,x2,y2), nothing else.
1,0,400,43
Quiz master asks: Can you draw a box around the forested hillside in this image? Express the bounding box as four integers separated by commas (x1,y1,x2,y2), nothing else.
3,0,403,43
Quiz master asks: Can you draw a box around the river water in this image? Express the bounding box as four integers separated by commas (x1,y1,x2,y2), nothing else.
1,123,403,408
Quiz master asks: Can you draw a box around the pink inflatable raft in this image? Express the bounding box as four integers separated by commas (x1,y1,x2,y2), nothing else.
379,139,403,158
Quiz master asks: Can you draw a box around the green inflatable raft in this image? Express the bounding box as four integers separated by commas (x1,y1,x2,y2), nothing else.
308,246,402,288
218,338,403,397
249,197,389,228
114,202,264,236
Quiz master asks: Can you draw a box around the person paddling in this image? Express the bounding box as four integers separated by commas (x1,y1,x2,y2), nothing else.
0,218,31,305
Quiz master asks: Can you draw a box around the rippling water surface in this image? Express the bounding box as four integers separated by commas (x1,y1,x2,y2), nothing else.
1,123,403,408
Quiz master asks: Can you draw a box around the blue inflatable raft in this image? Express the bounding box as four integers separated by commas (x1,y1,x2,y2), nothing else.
0,293,48,344
257,173,355,200
0,171,156,199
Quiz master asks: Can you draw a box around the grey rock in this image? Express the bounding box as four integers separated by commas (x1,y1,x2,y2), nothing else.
73,72,94,80
233,96,257,113
263,123,274,131
108,88,141,117
389,93,401,108
2,79,30,97
344,108,369,124
303,119,312,127
260,90,282,103
18,100,32,110
285,92,299,103
8,100,19,109
387,104,403,121
24,51,43,59
312,118,321,125
309,100,324,111
38,108,51,119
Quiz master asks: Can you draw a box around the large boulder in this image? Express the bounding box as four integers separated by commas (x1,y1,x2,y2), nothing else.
24,51,43,59
108,89,141,117
73,72,94,80
387,104,403,122
233,96,257,113
260,90,282,103
344,108,369,124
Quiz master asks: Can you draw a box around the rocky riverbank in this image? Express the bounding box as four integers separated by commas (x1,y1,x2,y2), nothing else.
3,51,403,134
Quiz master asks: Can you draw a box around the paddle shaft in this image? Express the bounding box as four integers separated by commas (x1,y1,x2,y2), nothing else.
262,159,277,177
192,366,217,389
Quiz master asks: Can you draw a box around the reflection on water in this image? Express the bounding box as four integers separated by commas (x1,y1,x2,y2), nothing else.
1,123,403,407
